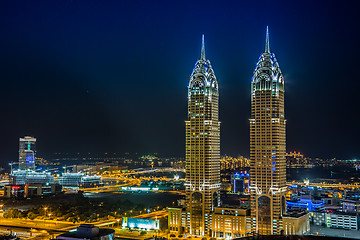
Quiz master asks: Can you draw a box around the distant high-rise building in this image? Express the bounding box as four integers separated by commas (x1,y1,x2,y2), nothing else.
185,35,221,236
19,136,36,170
249,27,287,235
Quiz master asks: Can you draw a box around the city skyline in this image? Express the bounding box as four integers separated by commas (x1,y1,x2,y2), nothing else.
1,1,360,167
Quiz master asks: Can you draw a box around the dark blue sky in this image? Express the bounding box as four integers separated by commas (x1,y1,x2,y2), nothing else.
0,0,359,165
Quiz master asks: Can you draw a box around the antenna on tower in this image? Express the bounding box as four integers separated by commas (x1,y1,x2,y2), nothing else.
265,26,270,53
201,34,205,60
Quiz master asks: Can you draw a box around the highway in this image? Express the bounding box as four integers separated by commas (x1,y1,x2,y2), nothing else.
0,209,169,239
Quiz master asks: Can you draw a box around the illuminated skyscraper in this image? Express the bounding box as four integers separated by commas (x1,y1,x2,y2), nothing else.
19,136,36,170
249,27,287,235
185,35,221,236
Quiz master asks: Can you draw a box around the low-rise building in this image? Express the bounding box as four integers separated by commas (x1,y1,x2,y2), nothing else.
169,206,309,238
59,173,102,188
282,210,310,235
343,199,360,213
4,183,61,198
81,175,101,187
311,211,359,230
328,212,358,230
59,173,83,187
10,170,53,185
211,207,249,239
311,211,327,226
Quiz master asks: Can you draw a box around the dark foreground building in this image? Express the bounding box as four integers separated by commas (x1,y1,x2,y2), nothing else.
56,224,114,240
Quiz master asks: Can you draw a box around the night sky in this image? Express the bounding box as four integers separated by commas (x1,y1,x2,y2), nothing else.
1,1,359,166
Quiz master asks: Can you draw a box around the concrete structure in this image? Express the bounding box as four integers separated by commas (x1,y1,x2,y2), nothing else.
10,170,54,185
3,185,25,198
282,211,310,235
168,208,184,233
184,35,220,236
312,211,359,230
249,27,287,235
4,183,61,198
287,198,325,212
211,207,249,239
329,213,358,230
59,173,101,187
18,136,36,171
56,224,114,240
81,175,101,187
59,173,83,187
312,211,327,227
231,172,250,194
343,199,360,213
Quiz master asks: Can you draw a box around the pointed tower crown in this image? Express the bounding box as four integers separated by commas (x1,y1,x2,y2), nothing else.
252,27,284,93
188,35,218,90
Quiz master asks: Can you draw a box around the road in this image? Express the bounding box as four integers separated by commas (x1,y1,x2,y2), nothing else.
136,210,168,219
0,209,169,239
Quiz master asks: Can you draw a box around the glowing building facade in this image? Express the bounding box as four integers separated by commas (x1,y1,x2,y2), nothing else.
249,27,287,235
185,35,221,236
169,29,309,238
19,136,36,171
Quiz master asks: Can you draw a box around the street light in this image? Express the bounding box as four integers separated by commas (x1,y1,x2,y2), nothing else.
44,207,48,222
117,219,120,228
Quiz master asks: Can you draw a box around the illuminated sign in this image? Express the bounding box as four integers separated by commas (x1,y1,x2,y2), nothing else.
122,217,159,230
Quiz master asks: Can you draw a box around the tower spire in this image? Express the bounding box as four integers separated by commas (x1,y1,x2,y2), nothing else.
201,34,205,60
265,26,270,53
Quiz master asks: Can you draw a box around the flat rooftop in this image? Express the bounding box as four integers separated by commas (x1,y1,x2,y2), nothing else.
57,228,114,240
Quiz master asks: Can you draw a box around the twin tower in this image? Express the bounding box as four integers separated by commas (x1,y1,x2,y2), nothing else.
184,27,287,236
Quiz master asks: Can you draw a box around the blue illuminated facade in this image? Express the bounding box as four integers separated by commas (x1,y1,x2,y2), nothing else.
19,136,36,171
231,172,249,193
287,199,325,212
122,217,159,230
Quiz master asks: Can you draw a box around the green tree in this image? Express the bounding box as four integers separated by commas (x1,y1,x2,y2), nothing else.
4,208,23,218
27,212,38,220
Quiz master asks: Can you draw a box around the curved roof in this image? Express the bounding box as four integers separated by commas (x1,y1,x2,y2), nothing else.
252,27,284,91
189,35,218,90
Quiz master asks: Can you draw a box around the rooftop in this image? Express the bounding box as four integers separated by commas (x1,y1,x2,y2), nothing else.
283,210,309,218
56,224,114,240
